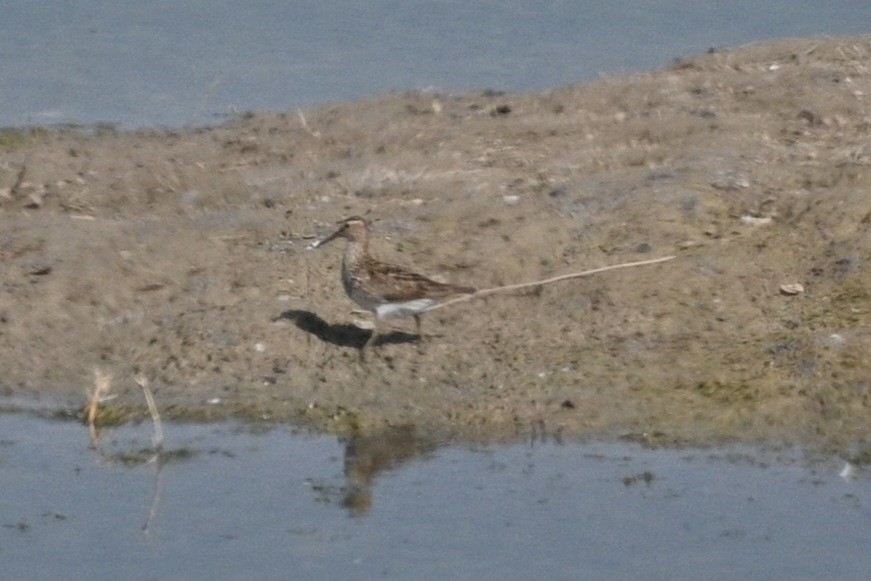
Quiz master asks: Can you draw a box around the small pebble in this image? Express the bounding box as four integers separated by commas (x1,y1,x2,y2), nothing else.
740,215,773,227
821,333,846,347
840,463,855,481
779,283,804,295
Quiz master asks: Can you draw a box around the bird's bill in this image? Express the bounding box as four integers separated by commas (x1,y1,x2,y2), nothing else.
307,226,341,250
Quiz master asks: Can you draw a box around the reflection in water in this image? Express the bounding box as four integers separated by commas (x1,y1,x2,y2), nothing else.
340,425,437,516
87,375,173,534
90,434,167,533
89,424,194,534
90,416,438,524
2,410,869,579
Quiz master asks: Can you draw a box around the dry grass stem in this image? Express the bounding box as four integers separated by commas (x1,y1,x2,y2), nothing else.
10,164,27,196
87,368,112,447
298,108,320,138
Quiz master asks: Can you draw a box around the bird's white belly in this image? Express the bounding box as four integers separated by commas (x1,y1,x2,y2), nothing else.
375,298,435,319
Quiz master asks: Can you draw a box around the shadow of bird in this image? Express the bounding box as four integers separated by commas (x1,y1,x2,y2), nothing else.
275,309,418,349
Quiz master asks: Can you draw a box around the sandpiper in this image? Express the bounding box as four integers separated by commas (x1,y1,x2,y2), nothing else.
309,216,475,359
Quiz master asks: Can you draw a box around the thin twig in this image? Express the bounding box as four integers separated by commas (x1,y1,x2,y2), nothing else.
134,375,166,535
425,255,676,313
135,376,164,451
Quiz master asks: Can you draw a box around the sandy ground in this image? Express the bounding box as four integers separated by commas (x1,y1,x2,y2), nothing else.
1,36,869,451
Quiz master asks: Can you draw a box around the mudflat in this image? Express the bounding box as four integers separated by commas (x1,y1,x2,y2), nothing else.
1,36,868,449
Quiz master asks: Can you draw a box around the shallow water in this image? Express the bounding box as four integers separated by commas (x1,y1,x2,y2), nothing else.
1,409,868,579
2,1,871,128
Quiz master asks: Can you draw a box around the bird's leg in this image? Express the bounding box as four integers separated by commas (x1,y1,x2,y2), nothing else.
414,314,426,354
360,318,381,362
414,314,424,341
